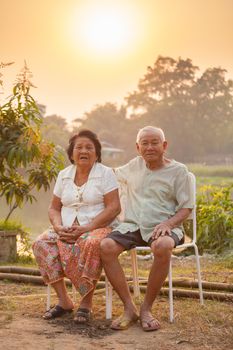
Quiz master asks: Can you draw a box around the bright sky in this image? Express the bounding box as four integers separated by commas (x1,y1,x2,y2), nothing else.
1,0,233,123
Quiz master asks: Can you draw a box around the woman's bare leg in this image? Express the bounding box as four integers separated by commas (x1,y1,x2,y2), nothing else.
51,279,74,310
74,282,96,322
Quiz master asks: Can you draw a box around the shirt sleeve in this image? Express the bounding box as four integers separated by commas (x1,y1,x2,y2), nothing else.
102,167,119,195
53,171,63,198
174,167,195,210
115,163,130,185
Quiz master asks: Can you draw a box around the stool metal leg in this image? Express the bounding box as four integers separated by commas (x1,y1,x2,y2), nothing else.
46,284,51,311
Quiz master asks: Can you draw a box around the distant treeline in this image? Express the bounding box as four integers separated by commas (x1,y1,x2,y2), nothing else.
41,56,233,165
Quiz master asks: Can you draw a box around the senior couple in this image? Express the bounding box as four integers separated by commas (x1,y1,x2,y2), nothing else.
33,126,193,331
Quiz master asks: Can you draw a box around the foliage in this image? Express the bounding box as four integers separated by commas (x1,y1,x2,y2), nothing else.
0,219,25,231
18,56,232,166
0,219,32,260
187,164,233,177
126,56,233,162
196,176,233,189
59,56,233,165
217,250,233,269
41,114,71,156
196,185,233,254
73,102,136,163
0,62,64,221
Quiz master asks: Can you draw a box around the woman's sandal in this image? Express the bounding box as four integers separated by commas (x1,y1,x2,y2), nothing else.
43,305,73,320
74,307,92,324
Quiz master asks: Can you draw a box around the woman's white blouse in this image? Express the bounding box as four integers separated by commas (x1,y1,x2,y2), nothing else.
53,163,119,228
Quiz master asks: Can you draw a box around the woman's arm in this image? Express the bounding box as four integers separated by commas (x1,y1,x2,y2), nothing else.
88,188,121,230
48,195,68,235
65,189,121,241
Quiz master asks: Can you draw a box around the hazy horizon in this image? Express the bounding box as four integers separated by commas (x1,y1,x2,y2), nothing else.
1,0,233,123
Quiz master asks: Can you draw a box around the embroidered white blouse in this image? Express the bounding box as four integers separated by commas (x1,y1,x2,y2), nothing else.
53,162,119,228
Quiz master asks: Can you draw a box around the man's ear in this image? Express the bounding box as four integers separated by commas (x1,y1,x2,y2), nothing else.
136,142,140,153
163,141,168,151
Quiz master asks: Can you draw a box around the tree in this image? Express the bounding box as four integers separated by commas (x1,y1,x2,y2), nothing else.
73,102,125,144
0,62,64,221
41,114,71,158
191,67,233,155
126,56,233,162
73,103,136,163
127,56,198,109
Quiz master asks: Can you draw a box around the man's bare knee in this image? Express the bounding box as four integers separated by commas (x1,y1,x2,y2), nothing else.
151,236,174,258
100,238,123,259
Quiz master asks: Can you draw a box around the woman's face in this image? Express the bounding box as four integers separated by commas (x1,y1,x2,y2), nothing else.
72,137,97,168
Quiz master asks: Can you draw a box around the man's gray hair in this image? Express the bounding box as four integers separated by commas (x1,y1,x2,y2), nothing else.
136,126,166,143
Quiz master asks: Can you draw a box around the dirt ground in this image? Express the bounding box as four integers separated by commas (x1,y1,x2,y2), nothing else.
0,283,233,350
0,256,232,350
0,313,216,350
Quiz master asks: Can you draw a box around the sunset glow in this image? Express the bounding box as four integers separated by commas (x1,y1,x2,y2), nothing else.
70,2,140,57
1,0,233,121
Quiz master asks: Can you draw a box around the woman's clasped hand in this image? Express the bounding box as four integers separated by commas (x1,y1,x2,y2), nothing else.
56,223,93,243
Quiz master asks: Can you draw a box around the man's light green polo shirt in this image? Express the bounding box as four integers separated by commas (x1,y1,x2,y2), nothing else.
114,156,194,242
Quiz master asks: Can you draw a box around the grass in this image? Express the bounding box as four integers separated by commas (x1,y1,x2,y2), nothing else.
187,164,233,177
196,176,233,187
120,253,233,284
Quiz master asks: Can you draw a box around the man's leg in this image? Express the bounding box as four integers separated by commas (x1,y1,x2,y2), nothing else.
100,238,139,329
140,235,174,330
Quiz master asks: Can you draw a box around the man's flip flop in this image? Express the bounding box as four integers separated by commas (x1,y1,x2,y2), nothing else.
140,316,161,332
74,308,92,324
110,314,139,330
43,305,73,320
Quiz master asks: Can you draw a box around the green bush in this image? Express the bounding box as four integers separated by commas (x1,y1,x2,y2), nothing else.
197,185,233,254
0,62,64,222
0,219,33,261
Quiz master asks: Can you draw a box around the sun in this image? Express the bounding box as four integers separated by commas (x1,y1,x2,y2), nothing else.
70,2,140,57
82,8,131,53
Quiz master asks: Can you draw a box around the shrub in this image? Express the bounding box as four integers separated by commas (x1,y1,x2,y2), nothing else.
196,185,233,254
0,220,33,261
0,62,64,221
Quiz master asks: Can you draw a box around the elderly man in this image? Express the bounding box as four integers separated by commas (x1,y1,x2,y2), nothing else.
100,126,194,331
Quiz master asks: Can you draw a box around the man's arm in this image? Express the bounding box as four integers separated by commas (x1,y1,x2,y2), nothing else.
152,208,192,240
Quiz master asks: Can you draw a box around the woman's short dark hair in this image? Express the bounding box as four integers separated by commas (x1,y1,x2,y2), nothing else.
67,130,102,164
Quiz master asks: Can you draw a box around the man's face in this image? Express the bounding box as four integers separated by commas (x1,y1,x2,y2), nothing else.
136,131,167,163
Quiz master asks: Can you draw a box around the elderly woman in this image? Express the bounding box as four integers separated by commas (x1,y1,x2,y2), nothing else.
33,130,121,323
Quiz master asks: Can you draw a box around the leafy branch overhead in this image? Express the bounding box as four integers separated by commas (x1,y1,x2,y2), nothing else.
0,62,64,221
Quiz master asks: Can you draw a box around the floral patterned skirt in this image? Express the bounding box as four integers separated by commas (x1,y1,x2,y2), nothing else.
32,227,111,297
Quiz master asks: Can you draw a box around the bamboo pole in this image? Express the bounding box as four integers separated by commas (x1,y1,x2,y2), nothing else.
0,266,40,275
139,279,233,292
128,285,233,302
0,270,233,292
0,272,106,289
0,271,232,302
